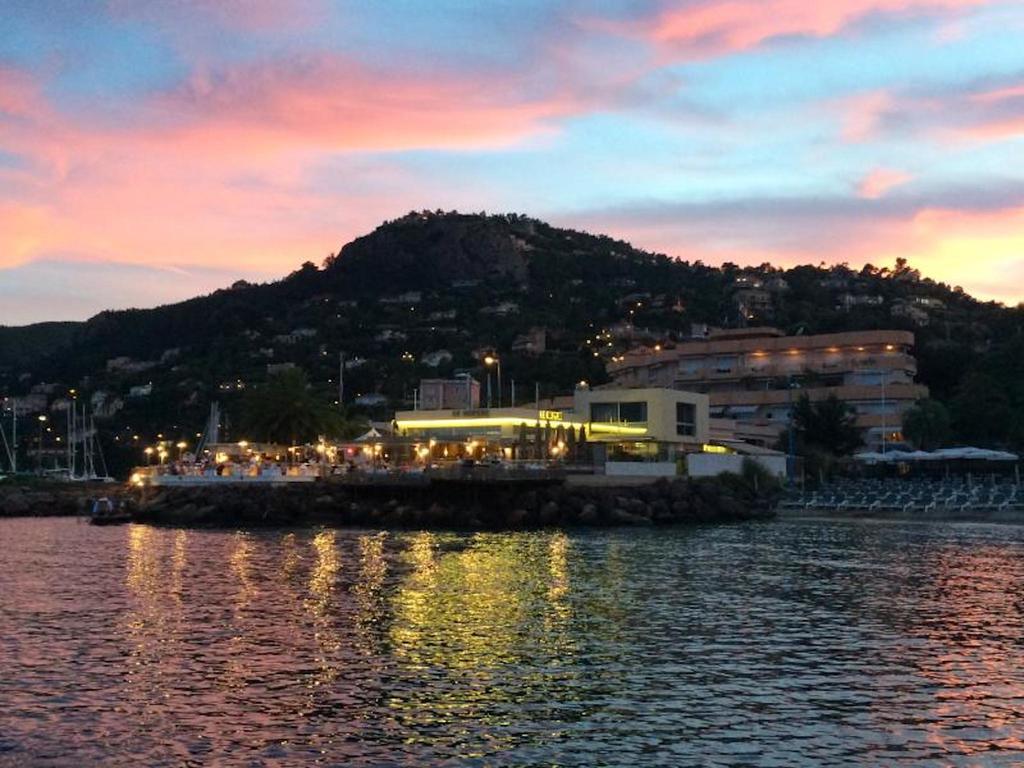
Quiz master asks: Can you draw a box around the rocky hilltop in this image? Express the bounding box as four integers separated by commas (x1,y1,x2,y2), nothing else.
323,211,536,292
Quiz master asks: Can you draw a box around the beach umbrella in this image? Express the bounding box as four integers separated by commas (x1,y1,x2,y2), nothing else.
854,451,885,463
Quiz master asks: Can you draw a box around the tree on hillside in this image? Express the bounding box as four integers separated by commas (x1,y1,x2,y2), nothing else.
791,393,862,457
902,399,951,451
240,368,342,445
950,372,1016,448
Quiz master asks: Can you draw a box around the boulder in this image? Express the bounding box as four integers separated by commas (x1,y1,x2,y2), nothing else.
539,500,560,524
610,508,652,526
2,493,30,516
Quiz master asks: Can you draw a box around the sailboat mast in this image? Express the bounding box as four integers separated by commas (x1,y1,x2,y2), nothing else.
72,399,77,478
66,399,72,478
87,406,95,478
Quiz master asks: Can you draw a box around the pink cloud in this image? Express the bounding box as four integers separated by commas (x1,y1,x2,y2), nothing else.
0,67,41,118
0,56,570,283
145,55,579,156
625,0,988,58
858,168,912,198
837,90,893,142
828,78,1024,145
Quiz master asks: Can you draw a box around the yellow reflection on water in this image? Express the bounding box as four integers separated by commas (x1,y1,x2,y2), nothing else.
307,530,339,617
229,532,255,611
278,532,301,583
126,524,160,599
169,530,188,604
304,529,343,697
121,525,190,725
390,533,564,670
545,533,573,641
354,532,389,654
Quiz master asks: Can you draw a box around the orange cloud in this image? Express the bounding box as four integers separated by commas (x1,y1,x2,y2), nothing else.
636,0,987,57
567,192,1024,306
858,168,912,198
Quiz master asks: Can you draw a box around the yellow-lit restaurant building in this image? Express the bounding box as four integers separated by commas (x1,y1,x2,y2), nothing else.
395,384,721,477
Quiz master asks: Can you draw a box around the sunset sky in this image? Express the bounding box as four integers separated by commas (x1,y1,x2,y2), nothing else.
3,0,1024,324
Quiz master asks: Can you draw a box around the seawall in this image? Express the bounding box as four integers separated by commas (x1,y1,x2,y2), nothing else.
131,476,776,529
0,481,118,517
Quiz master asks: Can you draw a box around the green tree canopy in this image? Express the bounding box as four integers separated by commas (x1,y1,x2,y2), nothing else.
791,393,862,457
950,372,1016,448
902,398,951,451
240,368,342,445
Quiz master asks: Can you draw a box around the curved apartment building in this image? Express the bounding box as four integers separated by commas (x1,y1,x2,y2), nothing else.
606,327,928,451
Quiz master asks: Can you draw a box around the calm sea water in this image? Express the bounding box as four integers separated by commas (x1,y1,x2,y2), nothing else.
2,518,1024,767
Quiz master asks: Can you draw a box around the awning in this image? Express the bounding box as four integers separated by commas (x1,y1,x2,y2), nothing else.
713,439,785,456
724,405,759,416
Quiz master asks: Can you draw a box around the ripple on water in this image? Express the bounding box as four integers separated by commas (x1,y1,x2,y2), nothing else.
3,518,1024,766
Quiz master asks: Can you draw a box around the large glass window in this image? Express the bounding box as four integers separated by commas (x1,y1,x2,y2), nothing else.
618,401,647,423
590,401,648,424
676,402,696,436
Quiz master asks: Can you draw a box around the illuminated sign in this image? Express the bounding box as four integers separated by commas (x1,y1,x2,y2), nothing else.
539,410,563,421
702,444,732,454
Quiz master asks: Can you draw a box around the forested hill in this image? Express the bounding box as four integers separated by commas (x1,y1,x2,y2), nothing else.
2,210,1023,458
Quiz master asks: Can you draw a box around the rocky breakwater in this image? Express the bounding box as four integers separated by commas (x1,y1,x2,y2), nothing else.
131,473,779,529
0,481,120,517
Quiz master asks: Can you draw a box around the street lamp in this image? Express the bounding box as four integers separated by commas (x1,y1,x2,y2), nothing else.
37,415,47,473
176,441,187,461
484,354,502,408
144,446,154,466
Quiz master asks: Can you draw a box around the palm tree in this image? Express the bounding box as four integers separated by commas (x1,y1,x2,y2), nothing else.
240,368,342,445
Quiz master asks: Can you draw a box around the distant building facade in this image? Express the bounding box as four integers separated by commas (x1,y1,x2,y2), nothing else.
418,378,481,410
606,327,927,451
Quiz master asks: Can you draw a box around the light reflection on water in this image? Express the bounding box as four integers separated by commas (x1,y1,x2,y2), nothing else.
3,519,1024,766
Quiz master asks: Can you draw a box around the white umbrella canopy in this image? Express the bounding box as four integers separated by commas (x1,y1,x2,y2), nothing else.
902,450,933,460
884,449,916,461
854,451,887,463
856,447,1020,463
928,447,1018,461
354,427,383,442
